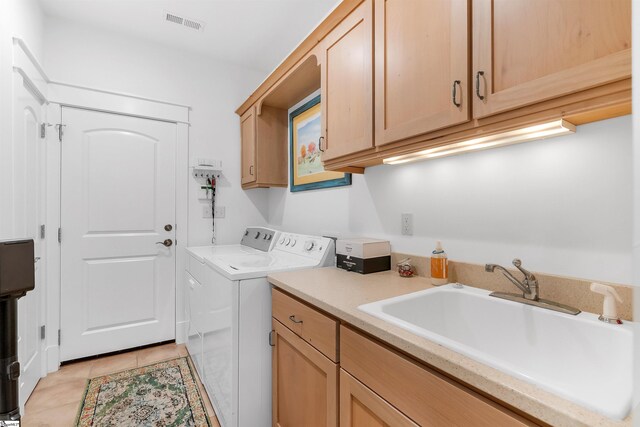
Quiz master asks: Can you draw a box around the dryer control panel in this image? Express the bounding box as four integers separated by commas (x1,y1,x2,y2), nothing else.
240,227,280,252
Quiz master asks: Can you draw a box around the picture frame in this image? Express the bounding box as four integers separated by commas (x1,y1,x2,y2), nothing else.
289,95,351,192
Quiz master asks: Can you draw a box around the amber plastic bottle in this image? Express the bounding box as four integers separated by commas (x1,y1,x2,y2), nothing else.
430,241,448,286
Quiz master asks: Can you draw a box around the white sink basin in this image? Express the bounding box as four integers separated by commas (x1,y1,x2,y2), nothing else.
358,284,633,420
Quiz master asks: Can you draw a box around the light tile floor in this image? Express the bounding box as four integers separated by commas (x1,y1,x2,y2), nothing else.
22,343,221,427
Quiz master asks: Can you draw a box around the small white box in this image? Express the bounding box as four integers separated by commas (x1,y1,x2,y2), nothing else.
336,238,391,258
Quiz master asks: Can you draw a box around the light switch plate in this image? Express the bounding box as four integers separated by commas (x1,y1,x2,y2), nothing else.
214,206,225,218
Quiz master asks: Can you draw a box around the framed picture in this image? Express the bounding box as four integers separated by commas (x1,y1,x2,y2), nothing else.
289,95,351,192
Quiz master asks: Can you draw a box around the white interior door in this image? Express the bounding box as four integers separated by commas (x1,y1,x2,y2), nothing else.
13,75,45,407
60,107,177,361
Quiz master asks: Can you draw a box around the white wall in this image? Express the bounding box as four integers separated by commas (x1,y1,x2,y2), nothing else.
0,0,44,239
42,17,270,246
271,93,633,284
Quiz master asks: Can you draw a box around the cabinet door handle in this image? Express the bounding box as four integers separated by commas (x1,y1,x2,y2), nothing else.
288,315,303,324
318,136,325,152
475,71,485,100
452,80,462,107
156,239,173,247
249,165,254,176
269,330,275,347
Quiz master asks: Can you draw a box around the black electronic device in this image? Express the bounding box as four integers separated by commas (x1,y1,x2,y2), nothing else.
0,239,35,298
0,239,35,422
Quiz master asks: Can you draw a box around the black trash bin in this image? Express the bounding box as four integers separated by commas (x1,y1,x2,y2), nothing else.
0,239,35,423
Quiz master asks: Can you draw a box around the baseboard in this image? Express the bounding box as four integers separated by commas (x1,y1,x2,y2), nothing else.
175,320,188,344
45,344,60,373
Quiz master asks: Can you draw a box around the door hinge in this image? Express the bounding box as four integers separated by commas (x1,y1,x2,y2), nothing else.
268,330,275,347
57,228,61,243
40,224,45,239
58,329,61,345
55,124,66,142
41,123,52,139
40,325,45,340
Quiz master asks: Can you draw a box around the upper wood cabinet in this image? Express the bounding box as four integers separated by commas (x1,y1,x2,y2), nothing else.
472,0,632,119
320,0,374,162
374,0,470,146
237,0,631,177
240,104,288,189
240,107,257,186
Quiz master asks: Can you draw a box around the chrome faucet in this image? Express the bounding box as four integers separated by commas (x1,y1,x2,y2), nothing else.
484,259,580,315
485,259,539,301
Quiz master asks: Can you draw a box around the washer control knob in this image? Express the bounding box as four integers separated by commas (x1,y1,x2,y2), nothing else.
305,241,315,251
244,230,249,236
285,238,291,246
291,239,297,247
267,234,272,240
279,238,285,244
254,232,261,239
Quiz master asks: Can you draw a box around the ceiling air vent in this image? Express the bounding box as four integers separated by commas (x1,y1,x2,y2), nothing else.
164,11,205,32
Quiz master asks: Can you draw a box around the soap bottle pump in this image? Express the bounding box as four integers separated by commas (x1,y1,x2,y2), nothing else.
590,282,623,324
430,241,448,286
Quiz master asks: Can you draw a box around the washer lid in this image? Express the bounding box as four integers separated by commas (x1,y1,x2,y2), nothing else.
206,251,319,280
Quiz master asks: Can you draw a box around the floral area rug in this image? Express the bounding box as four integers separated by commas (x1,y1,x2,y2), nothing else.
76,357,211,427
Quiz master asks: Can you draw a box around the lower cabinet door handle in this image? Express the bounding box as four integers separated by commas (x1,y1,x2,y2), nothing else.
288,315,303,324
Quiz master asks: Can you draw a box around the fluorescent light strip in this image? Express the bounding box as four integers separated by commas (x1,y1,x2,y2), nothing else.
383,119,576,165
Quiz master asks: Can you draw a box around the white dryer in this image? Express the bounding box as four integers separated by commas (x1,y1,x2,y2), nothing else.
185,228,334,427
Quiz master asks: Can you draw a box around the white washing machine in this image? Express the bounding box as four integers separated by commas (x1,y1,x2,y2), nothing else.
185,228,335,427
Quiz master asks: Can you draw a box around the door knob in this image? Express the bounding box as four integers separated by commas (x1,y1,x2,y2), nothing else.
164,224,173,232
156,239,173,247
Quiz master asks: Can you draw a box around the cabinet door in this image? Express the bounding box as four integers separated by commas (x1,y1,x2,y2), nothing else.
340,370,418,427
272,319,338,427
473,0,631,119
375,0,469,146
240,107,257,185
320,0,373,162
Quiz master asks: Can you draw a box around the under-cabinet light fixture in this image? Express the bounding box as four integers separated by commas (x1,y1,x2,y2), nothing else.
383,119,576,165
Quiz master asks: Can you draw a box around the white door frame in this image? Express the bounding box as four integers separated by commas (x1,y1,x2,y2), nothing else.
44,77,191,373
11,37,49,396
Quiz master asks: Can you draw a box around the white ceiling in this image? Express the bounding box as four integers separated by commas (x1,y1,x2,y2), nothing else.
38,0,340,72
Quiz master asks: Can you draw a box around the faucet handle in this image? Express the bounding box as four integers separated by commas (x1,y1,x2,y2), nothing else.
590,282,623,324
512,259,535,281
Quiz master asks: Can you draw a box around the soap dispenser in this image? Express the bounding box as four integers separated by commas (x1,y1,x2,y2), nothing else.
430,241,448,286
590,282,623,324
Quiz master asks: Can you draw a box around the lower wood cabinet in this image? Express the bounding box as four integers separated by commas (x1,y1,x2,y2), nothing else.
272,319,338,427
271,288,540,427
340,325,536,427
340,369,418,427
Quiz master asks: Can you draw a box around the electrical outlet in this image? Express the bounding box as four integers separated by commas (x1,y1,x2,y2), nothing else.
214,206,226,218
401,213,413,235
202,206,213,218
